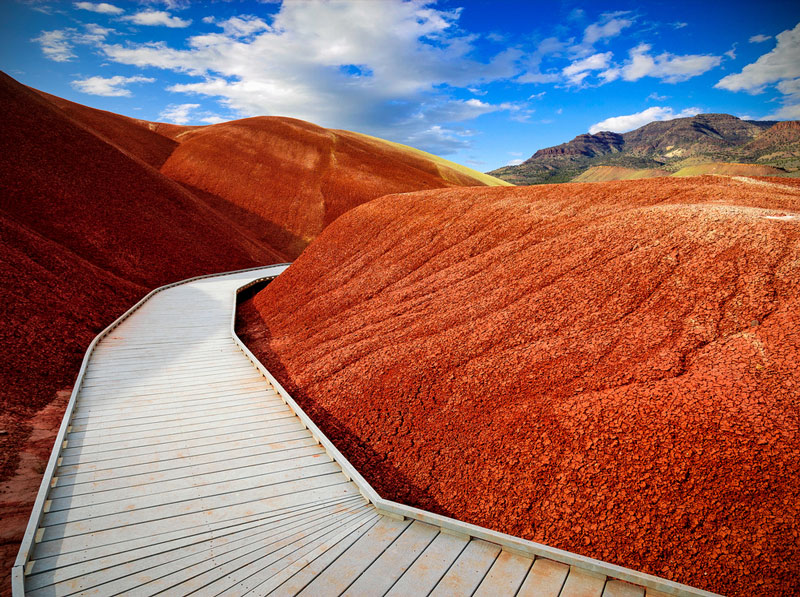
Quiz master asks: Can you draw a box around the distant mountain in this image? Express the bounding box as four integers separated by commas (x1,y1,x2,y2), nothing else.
490,113,800,184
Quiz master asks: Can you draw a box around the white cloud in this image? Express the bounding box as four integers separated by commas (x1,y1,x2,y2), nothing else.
73,2,123,14
673,22,688,30
589,106,701,134
717,23,800,120
158,103,226,125
71,74,154,96
647,92,668,101
583,17,632,45
32,24,114,62
725,43,737,60
99,0,519,154
717,23,800,93
749,34,772,43
518,36,564,84
123,10,191,28
506,158,524,166
217,15,271,38
159,103,200,124
76,23,112,43
620,43,721,83
32,30,76,62
563,51,612,85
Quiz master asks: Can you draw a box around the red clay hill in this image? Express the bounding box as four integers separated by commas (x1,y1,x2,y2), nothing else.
0,70,504,588
237,175,800,596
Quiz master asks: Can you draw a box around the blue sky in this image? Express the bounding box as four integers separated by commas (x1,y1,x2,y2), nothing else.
1,0,798,171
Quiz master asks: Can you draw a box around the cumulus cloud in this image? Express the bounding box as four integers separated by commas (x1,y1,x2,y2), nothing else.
517,36,564,84
123,10,191,28
589,106,701,134
32,24,113,61
717,23,799,93
506,158,524,166
159,103,226,125
99,0,519,154
71,74,154,96
717,23,800,120
218,15,271,37
32,30,75,62
616,43,721,83
563,52,612,85
749,34,772,43
73,2,123,14
583,16,632,45
567,12,633,58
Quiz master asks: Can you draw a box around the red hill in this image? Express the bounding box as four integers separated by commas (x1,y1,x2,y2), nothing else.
237,175,800,596
159,117,510,258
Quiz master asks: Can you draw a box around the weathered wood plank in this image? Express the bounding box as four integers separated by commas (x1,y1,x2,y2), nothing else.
43,461,343,524
35,482,359,557
561,566,608,597
55,432,315,478
296,517,412,596
265,514,382,596
429,539,501,596
342,520,439,596
48,451,332,509
385,529,469,596
473,549,533,596
517,557,570,597
604,579,646,597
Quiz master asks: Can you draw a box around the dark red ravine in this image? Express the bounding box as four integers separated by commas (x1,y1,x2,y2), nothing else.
237,176,800,597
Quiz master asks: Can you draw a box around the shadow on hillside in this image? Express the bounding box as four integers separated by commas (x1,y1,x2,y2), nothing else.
234,287,452,519
179,182,309,259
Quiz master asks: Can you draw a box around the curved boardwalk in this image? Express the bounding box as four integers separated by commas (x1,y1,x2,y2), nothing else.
14,266,718,596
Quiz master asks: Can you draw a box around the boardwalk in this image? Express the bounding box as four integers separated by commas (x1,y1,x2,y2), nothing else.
14,266,719,596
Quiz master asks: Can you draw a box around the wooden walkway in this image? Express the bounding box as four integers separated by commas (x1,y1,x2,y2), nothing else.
14,266,720,596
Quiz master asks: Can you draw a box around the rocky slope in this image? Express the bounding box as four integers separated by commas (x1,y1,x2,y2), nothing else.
491,113,798,184
237,175,800,596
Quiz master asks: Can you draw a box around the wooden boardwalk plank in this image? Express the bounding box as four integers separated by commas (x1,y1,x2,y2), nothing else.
604,579,646,597
385,530,469,596
429,539,502,596
35,482,360,558
51,443,324,496
473,550,533,596
31,495,365,576
561,566,608,597
341,520,439,596
42,462,343,525
55,433,315,479
517,558,570,597
265,515,382,596
48,452,334,511
295,517,412,596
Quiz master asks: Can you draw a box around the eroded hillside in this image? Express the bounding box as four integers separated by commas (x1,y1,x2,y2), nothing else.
237,175,800,596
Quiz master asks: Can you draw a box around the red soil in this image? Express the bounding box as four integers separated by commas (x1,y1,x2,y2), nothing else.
237,175,800,596
36,91,181,169
159,117,498,258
